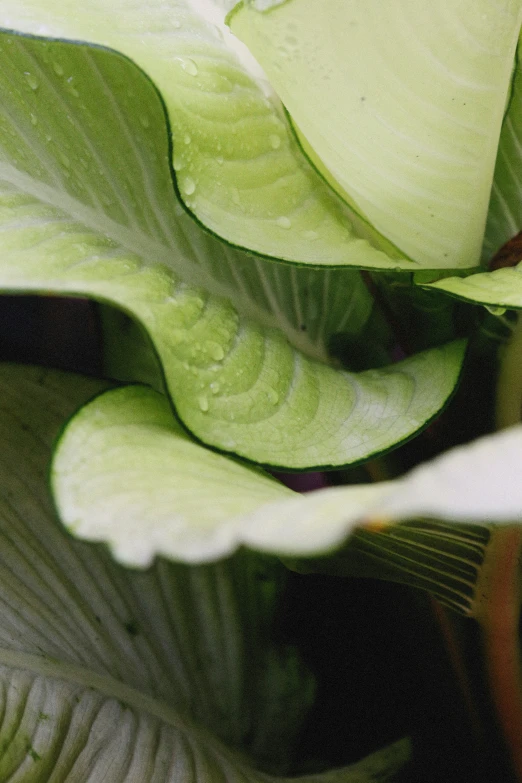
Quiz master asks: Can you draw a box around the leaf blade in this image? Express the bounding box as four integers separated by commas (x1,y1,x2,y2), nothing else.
230,0,522,269
0,1,415,269
0,31,465,469
0,363,412,782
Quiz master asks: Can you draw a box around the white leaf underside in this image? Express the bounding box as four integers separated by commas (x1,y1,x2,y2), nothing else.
0,363,412,782
52,383,522,567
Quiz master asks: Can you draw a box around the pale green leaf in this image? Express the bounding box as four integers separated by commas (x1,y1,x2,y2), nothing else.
0,362,410,782
230,0,522,269
483,31,522,262
0,0,415,269
52,383,522,565
0,31,464,468
422,264,522,309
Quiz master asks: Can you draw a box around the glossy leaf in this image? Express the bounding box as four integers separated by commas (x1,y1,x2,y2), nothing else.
0,0,413,269
0,31,464,468
53,383,522,565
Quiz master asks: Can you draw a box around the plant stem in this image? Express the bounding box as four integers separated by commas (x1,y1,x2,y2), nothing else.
474,526,522,780
495,312,522,430
430,598,483,743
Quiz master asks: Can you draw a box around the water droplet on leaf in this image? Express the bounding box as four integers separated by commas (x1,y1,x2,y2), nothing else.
269,134,281,149
276,216,291,229
182,176,196,196
180,58,198,76
209,343,225,361
23,72,39,91
198,394,209,412
485,305,507,316
140,115,150,129
53,62,64,76
267,387,279,405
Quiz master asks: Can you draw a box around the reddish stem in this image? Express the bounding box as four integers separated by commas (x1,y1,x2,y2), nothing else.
475,526,522,779
489,231,522,271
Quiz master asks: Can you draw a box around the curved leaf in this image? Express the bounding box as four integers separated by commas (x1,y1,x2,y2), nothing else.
0,32,465,468
483,32,522,262
0,0,414,269
422,264,522,309
0,363,410,782
52,383,522,565
230,0,522,269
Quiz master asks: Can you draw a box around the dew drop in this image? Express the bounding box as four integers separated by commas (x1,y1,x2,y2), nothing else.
60,152,71,169
53,61,64,76
30,113,38,126
269,134,281,149
182,176,196,196
173,153,185,171
267,387,279,405
66,76,80,97
276,216,292,229
302,229,318,241
140,115,150,129
180,57,198,76
198,394,209,412
216,155,224,165
485,305,507,316
210,382,221,395
23,72,39,91
209,343,225,361
183,133,191,145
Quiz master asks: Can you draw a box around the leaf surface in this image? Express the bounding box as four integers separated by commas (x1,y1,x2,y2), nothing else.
52,383,522,564
0,362,410,782
230,0,522,269
0,0,415,269
0,31,464,468
483,31,522,262
422,265,522,308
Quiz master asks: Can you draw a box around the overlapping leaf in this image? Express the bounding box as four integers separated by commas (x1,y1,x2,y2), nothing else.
53,382,522,566
0,30,464,469
230,0,522,269
0,0,413,268
482,31,522,262
0,362,410,782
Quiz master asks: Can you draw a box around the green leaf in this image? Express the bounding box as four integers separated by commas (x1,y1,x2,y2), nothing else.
229,0,522,269
0,362,410,781
483,31,522,262
52,382,522,565
0,0,415,269
0,31,465,468
422,264,522,309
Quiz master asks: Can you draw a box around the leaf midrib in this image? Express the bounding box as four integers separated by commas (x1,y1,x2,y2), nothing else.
0,161,331,362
